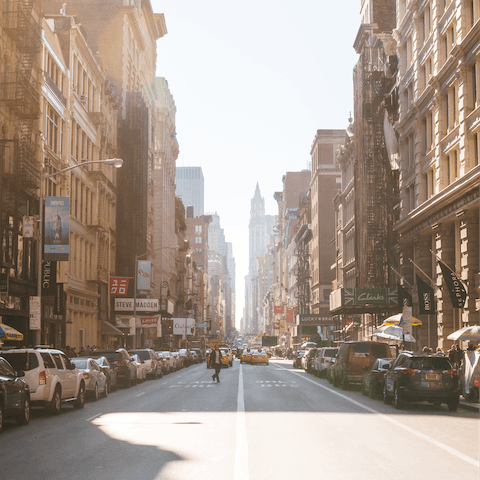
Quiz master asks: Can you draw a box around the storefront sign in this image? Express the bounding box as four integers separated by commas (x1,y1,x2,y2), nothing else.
114,298,159,312
110,277,130,296
298,314,335,326
135,315,160,328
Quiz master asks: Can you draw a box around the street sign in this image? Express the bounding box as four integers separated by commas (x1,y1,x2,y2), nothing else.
194,323,210,328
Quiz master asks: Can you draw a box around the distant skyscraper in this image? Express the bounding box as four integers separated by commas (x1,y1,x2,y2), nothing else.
175,167,204,216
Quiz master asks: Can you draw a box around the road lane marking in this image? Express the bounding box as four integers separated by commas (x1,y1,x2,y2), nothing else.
136,392,145,397
277,364,479,468
85,413,102,421
234,363,249,480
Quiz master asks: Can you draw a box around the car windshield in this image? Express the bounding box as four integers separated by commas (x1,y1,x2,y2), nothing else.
407,357,452,370
324,349,337,357
72,359,88,369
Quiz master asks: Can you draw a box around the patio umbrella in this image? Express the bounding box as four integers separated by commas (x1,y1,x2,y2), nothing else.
447,325,480,342
383,313,422,326
0,323,24,341
372,324,416,343
301,342,317,349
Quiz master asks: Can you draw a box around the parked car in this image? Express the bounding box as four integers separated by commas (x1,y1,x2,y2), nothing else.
190,348,204,362
302,348,319,372
155,352,170,374
292,350,305,369
94,349,137,388
251,350,269,365
0,357,30,431
129,349,162,379
91,356,117,393
0,348,86,414
171,351,182,370
157,351,175,373
327,355,337,384
178,349,191,368
383,352,460,410
361,357,395,399
129,354,147,383
190,351,200,364
312,347,339,377
70,358,108,401
333,341,393,389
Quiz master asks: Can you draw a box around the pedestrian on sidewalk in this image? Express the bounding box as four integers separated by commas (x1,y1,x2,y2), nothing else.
210,345,223,383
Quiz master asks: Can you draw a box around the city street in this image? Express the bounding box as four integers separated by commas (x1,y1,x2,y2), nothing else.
0,359,478,480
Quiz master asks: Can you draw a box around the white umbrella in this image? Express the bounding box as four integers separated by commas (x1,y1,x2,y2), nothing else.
447,325,480,342
372,324,416,343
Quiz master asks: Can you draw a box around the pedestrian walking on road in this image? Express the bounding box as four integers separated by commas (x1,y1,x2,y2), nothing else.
210,345,223,383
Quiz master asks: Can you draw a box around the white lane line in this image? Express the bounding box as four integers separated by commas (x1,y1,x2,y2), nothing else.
234,363,249,480
85,413,102,422
277,364,479,468
136,392,145,397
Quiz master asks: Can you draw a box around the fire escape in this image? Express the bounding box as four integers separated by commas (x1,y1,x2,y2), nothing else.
1,0,42,191
358,44,398,288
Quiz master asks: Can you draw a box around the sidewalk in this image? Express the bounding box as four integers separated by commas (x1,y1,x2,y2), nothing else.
459,398,479,413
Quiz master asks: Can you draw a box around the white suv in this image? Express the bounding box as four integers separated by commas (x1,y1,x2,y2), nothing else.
0,348,86,414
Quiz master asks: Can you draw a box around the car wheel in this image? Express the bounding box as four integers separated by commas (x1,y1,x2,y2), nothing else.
369,383,376,399
341,373,349,390
447,397,460,412
103,381,108,398
383,386,392,405
394,386,403,409
50,386,62,415
17,396,30,425
74,382,85,409
91,383,99,402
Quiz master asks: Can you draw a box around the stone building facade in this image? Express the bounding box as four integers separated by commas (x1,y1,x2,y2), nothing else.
394,0,480,349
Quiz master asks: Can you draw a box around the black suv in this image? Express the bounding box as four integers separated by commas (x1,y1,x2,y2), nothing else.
383,352,460,411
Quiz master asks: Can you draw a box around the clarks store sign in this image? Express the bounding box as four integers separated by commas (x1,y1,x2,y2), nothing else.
330,288,398,311
114,298,159,312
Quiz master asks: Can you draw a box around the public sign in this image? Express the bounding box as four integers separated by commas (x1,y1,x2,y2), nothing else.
44,197,70,261
298,314,335,326
42,261,56,296
402,306,413,337
286,308,294,323
274,305,284,314
115,315,136,335
29,296,41,330
110,277,130,296
114,298,159,312
416,275,436,314
137,260,151,291
438,260,466,308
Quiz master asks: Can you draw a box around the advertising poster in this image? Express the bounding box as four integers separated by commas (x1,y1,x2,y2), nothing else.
137,260,151,291
44,197,70,261
110,276,130,296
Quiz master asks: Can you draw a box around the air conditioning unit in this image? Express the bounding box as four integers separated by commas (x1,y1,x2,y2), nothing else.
80,95,88,103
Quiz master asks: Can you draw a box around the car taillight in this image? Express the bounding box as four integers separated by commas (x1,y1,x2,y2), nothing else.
39,370,46,385
83,373,90,379
447,369,458,376
402,368,415,375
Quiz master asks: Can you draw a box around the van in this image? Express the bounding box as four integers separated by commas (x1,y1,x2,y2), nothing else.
332,341,393,389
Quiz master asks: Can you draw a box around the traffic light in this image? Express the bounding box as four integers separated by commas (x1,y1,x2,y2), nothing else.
190,325,194,334
220,321,223,326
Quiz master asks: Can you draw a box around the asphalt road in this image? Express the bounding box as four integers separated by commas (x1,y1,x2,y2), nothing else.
0,359,478,480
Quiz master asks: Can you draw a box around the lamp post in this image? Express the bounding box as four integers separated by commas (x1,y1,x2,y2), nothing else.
36,158,123,344
133,246,178,348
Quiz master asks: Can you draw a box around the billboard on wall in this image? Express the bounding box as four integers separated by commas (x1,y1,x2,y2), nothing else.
44,197,70,261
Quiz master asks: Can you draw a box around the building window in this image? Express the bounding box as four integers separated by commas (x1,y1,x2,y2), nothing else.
469,61,479,110
425,169,435,200
443,151,459,186
46,104,60,153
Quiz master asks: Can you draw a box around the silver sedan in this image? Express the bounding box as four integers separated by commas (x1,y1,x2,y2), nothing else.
71,357,108,401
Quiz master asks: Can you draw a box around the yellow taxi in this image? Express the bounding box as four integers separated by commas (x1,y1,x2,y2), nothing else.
220,348,233,367
240,348,253,364
250,349,269,365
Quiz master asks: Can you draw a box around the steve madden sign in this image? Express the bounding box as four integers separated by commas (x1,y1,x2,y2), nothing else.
114,298,159,312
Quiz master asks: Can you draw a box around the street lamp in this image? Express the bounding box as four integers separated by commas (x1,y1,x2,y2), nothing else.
133,246,178,348
35,158,123,343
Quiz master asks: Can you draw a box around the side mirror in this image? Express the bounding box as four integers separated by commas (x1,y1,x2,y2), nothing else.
16,370,25,377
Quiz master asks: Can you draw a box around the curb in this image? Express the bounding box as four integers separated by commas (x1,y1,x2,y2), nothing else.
459,401,479,413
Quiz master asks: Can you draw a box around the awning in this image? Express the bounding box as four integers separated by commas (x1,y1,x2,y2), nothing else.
101,321,123,336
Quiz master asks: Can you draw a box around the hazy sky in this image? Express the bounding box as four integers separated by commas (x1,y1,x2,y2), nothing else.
152,1,361,327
